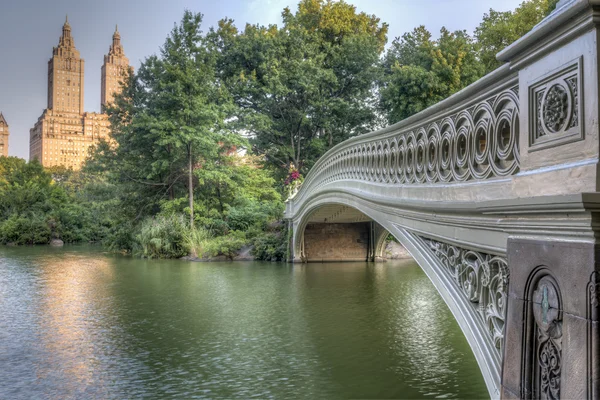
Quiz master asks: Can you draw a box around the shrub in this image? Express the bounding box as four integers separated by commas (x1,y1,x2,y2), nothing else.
182,226,210,258
226,199,283,232
251,224,289,262
104,221,136,254
0,213,51,245
203,230,247,260
134,214,190,259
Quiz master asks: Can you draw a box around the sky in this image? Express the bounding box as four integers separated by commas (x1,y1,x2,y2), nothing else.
0,0,524,160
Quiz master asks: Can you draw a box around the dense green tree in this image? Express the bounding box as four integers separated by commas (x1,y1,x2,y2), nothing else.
0,158,118,245
93,11,241,227
379,26,483,124
89,11,284,255
214,0,388,178
475,0,559,73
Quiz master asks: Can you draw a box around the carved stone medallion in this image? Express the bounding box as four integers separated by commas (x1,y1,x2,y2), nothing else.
528,57,583,151
542,84,569,134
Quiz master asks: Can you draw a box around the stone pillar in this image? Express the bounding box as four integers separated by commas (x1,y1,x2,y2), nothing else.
502,238,599,399
373,222,389,263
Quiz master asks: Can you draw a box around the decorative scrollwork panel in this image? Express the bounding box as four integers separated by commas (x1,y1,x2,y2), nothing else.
422,237,509,357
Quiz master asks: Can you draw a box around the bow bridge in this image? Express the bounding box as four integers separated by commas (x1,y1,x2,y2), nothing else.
284,1,600,398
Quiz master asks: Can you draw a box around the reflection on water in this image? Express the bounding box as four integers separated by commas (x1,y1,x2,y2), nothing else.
0,246,488,399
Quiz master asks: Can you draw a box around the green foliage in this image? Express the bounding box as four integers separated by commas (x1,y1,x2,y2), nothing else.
251,223,289,262
182,226,210,258
134,214,191,259
475,0,556,73
203,230,247,260
0,157,126,246
379,26,484,124
0,213,51,245
93,10,242,228
214,0,387,178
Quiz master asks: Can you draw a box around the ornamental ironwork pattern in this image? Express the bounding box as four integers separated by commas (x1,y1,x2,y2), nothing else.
292,83,519,200
422,238,509,356
586,272,600,398
532,276,562,400
529,58,582,150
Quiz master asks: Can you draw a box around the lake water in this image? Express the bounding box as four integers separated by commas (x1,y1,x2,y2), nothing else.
0,246,488,399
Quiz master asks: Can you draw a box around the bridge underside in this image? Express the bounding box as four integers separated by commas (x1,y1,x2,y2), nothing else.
294,204,390,263
290,197,508,396
289,195,600,399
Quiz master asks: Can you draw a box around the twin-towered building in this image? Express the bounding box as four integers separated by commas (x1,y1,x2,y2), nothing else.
29,17,131,169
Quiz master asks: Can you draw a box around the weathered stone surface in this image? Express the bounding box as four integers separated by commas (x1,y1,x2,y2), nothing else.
501,294,524,397
507,238,597,319
303,222,369,262
560,312,593,400
505,237,600,399
384,240,412,259
50,239,64,247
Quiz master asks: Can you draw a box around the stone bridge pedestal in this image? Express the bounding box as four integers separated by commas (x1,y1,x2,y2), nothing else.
503,238,600,399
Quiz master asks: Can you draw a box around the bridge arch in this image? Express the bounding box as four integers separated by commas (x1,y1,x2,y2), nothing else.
292,202,389,263
290,194,505,397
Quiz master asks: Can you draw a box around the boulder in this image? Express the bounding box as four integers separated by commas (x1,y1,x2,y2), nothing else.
50,239,64,247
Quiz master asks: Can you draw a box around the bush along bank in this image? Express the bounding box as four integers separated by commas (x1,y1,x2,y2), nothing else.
132,214,288,262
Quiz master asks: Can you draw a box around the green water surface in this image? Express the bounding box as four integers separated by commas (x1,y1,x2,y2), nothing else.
0,246,488,399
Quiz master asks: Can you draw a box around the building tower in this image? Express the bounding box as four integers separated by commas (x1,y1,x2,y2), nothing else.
30,17,111,169
0,113,9,157
101,25,130,112
48,15,85,115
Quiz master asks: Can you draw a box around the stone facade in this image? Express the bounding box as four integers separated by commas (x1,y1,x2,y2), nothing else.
29,18,129,169
303,223,370,262
101,26,130,112
0,113,9,157
502,239,599,400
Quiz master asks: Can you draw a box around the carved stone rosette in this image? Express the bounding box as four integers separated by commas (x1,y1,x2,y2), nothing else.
422,238,509,356
529,57,582,151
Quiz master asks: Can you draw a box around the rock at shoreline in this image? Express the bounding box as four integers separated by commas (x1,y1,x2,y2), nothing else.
50,239,64,247
182,245,256,262
385,241,412,259
233,245,254,261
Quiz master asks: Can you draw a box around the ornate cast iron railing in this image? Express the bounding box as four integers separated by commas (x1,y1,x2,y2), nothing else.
290,70,519,203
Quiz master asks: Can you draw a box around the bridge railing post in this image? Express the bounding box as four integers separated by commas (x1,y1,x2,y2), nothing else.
503,237,599,399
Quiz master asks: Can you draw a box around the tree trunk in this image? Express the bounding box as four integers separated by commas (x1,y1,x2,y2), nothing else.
188,143,194,228
216,183,224,214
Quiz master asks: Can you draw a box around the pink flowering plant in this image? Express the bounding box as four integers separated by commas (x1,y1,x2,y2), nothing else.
284,163,303,199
